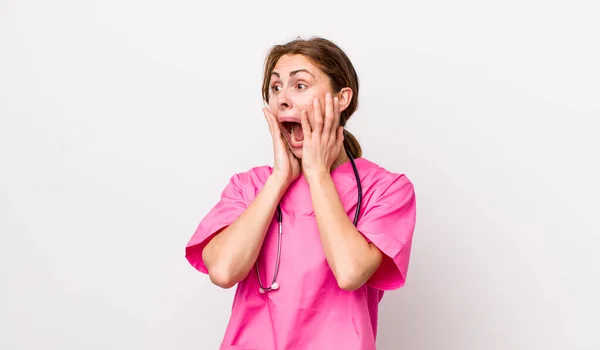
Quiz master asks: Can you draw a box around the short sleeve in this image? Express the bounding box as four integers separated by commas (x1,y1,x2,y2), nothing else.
357,174,416,290
185,173,248,274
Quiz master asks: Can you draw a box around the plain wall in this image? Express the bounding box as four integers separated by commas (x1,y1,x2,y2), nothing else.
1,0,599,349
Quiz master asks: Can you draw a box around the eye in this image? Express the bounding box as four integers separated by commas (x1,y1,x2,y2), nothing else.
270,84,282,93
297,83,307,90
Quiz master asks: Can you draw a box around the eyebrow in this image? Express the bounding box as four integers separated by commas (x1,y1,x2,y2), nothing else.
271,69,315,78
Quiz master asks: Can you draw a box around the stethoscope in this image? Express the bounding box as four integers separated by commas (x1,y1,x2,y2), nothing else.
256,147,363,293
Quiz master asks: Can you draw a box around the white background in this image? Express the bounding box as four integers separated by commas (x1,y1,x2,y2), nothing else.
1,1,599,349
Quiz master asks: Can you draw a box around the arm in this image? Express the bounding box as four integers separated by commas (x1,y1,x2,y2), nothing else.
202,174,288,289
306,171,383,291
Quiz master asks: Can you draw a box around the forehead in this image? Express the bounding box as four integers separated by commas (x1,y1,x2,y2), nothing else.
272,54,321,77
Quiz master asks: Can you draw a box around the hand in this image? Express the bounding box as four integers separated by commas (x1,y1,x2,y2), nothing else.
263,107,301,186
300,93,344,182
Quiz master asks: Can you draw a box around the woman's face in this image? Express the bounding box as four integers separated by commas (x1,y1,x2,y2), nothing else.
267,54,338,159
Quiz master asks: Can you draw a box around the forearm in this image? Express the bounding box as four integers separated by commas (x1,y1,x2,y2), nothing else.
307,172,382,291
203,175,288,288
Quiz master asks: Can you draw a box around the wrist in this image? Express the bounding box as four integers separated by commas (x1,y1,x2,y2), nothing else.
304,168,331,187
267,173,291,195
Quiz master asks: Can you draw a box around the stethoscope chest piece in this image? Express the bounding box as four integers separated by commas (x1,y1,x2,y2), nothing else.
259,282,279,294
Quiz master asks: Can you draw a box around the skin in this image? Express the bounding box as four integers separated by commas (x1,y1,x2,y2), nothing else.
203,54,384,291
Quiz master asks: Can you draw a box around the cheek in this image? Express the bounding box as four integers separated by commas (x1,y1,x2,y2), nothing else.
298,93,323,115
292,95,312,110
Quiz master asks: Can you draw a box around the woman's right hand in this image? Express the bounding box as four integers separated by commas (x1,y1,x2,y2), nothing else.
263,108,301,187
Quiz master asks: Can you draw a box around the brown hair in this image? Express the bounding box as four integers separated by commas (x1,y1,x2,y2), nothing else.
261,36,362,158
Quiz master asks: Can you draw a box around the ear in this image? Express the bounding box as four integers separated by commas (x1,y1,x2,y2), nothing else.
336,87,353,113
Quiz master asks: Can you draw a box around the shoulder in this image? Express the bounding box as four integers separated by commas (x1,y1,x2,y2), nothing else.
357,157,415,189
227,164,273,192
356,157,415,199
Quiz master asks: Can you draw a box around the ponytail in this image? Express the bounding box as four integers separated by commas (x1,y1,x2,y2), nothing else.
343,129,362,159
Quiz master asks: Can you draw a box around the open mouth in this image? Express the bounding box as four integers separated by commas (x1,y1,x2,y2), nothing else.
281,121,304,148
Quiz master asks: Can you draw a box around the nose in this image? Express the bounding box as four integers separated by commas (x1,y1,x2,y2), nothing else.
277,90,292,111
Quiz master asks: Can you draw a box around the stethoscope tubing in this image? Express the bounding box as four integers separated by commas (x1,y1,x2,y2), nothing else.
256,149,362,293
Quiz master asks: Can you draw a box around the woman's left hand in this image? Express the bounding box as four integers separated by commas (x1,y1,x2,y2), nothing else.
300,92,344,182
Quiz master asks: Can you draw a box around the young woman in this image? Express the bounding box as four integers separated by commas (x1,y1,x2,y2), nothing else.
185,37,417,350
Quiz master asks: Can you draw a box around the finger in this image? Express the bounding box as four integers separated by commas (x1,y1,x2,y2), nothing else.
333,96,341,138
300,109,311,141
337,126,344,145
263,108,274,135
272,117,282,136
312,97,323,139
264,109,286,145
304,102,313,129
328,123,342,151
267,109,283,135
322,93,333,137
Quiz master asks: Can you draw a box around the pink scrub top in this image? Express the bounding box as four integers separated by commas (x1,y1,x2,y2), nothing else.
185,158,416,350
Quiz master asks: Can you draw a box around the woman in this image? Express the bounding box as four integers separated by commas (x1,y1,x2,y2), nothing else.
185,37,417,350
